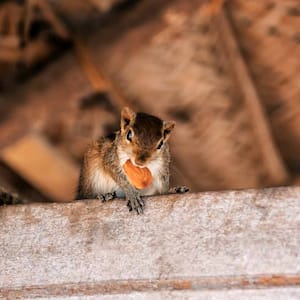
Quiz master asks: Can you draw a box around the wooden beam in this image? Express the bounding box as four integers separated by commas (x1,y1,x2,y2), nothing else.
0,187,299,298
0,47,21,62
225,0,300,170
0,133,79,202
74,39,129,109
216,10,289,185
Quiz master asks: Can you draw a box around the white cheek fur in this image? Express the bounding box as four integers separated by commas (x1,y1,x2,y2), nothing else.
117,147,131,166
146,158,164,194
147,157,164,178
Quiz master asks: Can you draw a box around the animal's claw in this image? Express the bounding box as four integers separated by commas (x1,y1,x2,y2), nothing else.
127,194,144,214
97,192,116,202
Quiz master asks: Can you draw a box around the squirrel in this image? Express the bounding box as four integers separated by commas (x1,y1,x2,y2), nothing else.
76,107,188,214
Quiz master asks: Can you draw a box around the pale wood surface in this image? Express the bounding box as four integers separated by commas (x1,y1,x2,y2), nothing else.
1,187,299,298
29,288,300,300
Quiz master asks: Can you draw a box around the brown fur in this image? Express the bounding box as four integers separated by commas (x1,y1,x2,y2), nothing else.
76,107,176,213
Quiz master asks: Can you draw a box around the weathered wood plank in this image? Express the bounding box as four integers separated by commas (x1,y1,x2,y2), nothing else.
0,187,299,298
2,286,300,299
17,288,300,300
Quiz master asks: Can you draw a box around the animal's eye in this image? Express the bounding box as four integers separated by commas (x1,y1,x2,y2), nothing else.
157,140,163,150
127,130,132,142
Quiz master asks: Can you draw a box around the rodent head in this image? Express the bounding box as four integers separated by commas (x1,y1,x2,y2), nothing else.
118,107,175,167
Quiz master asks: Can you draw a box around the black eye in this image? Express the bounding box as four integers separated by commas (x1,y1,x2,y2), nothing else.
127,130,132,142
157,140,163,149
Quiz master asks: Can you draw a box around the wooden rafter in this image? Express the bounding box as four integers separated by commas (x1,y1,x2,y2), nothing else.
215,9,289,185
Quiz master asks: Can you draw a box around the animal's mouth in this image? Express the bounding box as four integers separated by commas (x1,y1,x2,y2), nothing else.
123,159,153,189
131,159,147,168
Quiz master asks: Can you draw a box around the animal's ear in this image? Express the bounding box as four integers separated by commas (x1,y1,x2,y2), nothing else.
163,120,176,140
121,107,136,131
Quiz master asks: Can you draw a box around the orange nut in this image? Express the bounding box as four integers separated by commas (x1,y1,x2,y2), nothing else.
123,159,153,189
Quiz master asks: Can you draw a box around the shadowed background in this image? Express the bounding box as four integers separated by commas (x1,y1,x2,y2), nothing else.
0,0,299,203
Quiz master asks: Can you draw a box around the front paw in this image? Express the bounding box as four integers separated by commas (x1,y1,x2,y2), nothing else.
126,194,144,214
97,192,116,202
170,186,189,194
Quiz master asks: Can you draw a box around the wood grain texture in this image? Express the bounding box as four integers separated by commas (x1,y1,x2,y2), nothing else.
216,11,288,185
0,187,299,298
8,288,300,300
226,0,300,169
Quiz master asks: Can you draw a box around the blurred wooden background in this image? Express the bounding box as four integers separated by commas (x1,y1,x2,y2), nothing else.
0,0,299,203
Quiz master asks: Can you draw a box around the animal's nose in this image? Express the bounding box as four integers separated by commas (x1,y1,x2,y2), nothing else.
134,152,149,166
139,153,147,162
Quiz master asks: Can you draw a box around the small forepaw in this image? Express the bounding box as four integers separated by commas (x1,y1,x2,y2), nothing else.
97,192,117,203
169,186,189,194
127,195,144,215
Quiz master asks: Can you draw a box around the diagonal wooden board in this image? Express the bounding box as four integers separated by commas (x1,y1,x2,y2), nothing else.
215,10,288,185
0,133,79,202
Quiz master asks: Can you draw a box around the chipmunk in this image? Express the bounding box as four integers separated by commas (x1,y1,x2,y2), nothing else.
76,107,188,214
